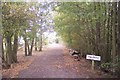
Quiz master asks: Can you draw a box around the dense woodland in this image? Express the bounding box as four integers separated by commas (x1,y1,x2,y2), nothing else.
1,2,120,77
54,2,120,77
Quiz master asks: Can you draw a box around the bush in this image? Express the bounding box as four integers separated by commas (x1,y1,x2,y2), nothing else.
100,62,112,73
114,56,120,77
100,56,120,77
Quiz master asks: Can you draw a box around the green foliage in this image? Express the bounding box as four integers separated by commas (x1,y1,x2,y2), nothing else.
100,62,112,72
114,56,120,67
114,56,120,76
54,2,120,76
2,2,41,66
54,2,106,52
100,56,120,76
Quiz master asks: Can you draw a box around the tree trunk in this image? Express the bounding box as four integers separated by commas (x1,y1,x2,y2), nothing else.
27,43,30,55
28,39,34,56
117,1,120,56
2,37,5,62
116,1,120,77
35,37,37,51
105,3,112,62
39,32,42,51
24,30,28,56
6,35,12,68
12,33,18,63
0,35,2,67
2,40,10,68
24,38,28,56
112,2,117,73
95,3,101,57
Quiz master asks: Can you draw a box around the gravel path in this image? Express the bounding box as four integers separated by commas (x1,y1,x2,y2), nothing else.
18,43,105,78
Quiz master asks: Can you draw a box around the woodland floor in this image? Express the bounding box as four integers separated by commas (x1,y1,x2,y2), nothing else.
2,43,114,78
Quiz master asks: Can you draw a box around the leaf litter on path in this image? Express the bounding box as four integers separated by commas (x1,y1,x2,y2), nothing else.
2,51,35,78
63,48,114,78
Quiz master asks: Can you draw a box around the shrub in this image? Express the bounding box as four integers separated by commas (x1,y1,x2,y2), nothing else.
114,56,120,77
100,62,112,73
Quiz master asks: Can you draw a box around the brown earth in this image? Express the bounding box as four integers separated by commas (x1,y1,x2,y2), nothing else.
2,44,113,78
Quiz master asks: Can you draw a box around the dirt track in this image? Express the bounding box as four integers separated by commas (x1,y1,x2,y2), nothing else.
18,43,108,78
